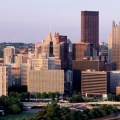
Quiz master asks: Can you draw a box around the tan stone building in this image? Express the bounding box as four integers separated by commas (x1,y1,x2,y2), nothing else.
112,21,120,70
0,65,12,96
4,46,15,64
35,33,69,70
20,63,31,85
108,34,112,63
35,42,42,58
32,56,61,70
32,58,55,70
28,70,64,94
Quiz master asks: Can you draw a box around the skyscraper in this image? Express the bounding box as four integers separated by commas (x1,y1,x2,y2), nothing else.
112,21,120,70
108,34,112,63
81,11,99,51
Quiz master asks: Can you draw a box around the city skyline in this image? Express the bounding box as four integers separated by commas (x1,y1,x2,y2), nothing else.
0,0,120,43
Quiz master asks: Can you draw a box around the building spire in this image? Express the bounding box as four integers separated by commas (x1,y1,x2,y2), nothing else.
50,24,52,33
49,24,52,42
50,32,52,42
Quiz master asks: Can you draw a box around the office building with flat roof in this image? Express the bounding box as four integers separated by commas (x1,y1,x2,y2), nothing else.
81,70,110,96
81,11,99,51
28,70,64,94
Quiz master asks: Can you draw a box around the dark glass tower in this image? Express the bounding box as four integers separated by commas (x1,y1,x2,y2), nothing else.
81,11,99,51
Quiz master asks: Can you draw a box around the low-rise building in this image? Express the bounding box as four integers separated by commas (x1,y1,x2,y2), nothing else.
81,70,110,96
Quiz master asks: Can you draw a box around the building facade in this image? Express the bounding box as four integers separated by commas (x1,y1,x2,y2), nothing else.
72,42,93,60
110,71,120,93
108,34,112,63
72,60,105,71
112,21,120,70
28,70,64,94
37,33,70,70
0,65,12,96
4,46,15,64
12,67,21,86
20,63,31,85
81,70,110,96
32,56,61,70
81,11,99,50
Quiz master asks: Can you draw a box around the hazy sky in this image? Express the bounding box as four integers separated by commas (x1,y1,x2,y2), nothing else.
0,0,120,43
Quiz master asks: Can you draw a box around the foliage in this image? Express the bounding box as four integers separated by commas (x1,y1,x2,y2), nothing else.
9,104,21,114
41,92,48,98
29,102,118,120
70,93,84,103
8,91,61,102
36,92,41,98
0,95,23,114
108,93,120,102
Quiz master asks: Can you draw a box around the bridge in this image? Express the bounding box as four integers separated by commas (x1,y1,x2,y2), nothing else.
22,102,47,109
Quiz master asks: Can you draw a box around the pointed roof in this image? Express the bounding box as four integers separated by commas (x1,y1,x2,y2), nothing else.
44,32,57,44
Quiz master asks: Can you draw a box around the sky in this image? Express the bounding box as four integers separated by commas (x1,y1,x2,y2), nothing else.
0,0,120,43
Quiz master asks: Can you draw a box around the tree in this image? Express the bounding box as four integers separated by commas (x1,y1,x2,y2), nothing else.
41,92,48,98
48,92,54,98
81,114,88,120
36,92,41,98
70,93,84,103
24,92,30,100
9,92,16,98
108,94,115,101
9,104,21,114
55,92,60,101
116,94,120,101
19,93,26,101
28,102,118,120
